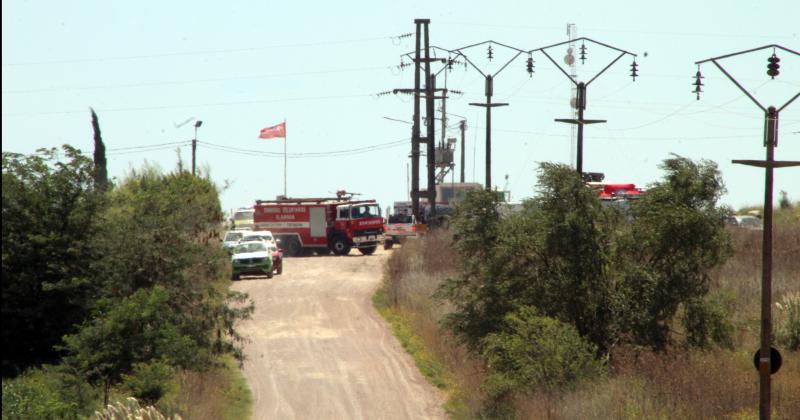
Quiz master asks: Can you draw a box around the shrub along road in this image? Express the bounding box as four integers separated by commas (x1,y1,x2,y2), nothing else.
232,248,445,420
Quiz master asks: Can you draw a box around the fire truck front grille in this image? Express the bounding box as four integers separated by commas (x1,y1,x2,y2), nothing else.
355,228,382,237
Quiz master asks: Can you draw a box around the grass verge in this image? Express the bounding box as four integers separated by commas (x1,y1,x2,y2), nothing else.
373,287,472,417
162,355,252,420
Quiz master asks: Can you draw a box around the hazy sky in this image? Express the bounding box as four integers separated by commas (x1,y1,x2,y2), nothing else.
3,1,799,215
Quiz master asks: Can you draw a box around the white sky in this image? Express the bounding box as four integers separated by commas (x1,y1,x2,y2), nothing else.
3,1,799,215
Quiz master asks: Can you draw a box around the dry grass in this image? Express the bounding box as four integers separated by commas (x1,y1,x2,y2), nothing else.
514,348,800,420
380,209,800,419
160,356,251,420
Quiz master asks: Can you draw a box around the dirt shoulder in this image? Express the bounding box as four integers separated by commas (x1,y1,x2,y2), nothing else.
232,248,445,420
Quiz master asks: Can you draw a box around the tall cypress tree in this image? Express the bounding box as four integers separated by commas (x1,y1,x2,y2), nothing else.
90,108,108,190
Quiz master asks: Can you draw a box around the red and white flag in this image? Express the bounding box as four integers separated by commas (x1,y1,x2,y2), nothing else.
258,122,286,139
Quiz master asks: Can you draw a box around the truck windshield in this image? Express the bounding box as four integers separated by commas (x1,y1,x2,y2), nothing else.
234,242,266,254
350,204,380,219
224,232,244,242
234,210,254,221
388,214,413,224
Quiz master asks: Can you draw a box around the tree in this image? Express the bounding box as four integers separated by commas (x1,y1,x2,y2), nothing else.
61,166,253,405
2,146,105,376
440,158,732,356
437,188,506,351
59,287,208,406
617,155,732,349
90,108,108,191
440,164,621,353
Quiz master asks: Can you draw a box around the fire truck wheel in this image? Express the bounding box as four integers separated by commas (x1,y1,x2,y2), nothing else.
267,271,273,279
383,239,393,250
277,265,283,275
359,245,377,255
331,237,351,255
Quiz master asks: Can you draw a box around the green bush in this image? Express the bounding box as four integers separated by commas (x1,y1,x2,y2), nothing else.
481,307,603,416
1,367,96,420
122,361,176,405
681,291,735,349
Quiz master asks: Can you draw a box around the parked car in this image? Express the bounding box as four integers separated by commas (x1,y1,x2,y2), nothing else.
731,215,763,230
384,213,416,249
223,229,251,254
268,242,284,275
239,230,276,246
231,241,274,280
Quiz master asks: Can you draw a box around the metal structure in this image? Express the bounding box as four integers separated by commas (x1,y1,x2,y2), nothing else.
191,120,203,176
533,38,637,175
567,24,579,167
391,19,430,221
695,44,800,420
459,120,467,183
453,40,525,190
394,23,452,220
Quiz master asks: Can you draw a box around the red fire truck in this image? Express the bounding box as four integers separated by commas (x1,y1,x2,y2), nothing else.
253,194,385,257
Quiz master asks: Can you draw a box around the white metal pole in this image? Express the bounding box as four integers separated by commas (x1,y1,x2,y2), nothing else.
284,118,287,197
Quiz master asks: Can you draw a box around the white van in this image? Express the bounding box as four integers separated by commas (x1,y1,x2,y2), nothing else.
239,230,276,246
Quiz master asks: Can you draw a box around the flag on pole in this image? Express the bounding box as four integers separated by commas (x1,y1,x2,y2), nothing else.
258,122,286,139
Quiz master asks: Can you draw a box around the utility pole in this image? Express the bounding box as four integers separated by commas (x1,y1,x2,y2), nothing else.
410,19,425,221
535,37,637,177
425,27,436,219
457,41,524,190
469,75,509,190
393,19,446,222
696,44,799,420
192,120,203,176
459,120,466,183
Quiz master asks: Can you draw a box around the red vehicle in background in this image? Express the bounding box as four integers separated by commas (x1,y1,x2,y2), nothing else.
269,242,283,274
253,192,384,256
593,183,644,200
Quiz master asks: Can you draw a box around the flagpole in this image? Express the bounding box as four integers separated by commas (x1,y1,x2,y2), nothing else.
284,118,287,197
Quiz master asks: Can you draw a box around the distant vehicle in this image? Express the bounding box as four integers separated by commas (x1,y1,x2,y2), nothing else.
423,203,453,227
728,215,764,230
231,241,273,280
384,213,417,249
239,230,276,245
222,229,251,254
253,194,384,256
231,207,255,230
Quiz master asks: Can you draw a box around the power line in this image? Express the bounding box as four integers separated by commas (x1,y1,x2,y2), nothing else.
2,94,375,117
105,141,190,152
437,21,797,40
3,35,397,67
3,66,393,94
197,138,409,158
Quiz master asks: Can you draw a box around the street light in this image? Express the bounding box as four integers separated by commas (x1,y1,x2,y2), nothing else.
192,120,203,176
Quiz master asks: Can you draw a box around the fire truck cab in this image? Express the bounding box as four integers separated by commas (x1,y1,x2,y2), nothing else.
253,196,384,257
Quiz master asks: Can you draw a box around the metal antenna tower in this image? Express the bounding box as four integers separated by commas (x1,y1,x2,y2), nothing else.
567,24,578,168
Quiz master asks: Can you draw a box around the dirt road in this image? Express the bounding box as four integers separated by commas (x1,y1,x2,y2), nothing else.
232,248,445,420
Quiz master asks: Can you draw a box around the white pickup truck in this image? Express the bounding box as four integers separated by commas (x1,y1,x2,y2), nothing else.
383,214,416,249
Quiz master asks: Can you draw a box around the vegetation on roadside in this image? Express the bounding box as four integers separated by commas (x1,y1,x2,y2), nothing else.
2,140,253,418
378,156,800,418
